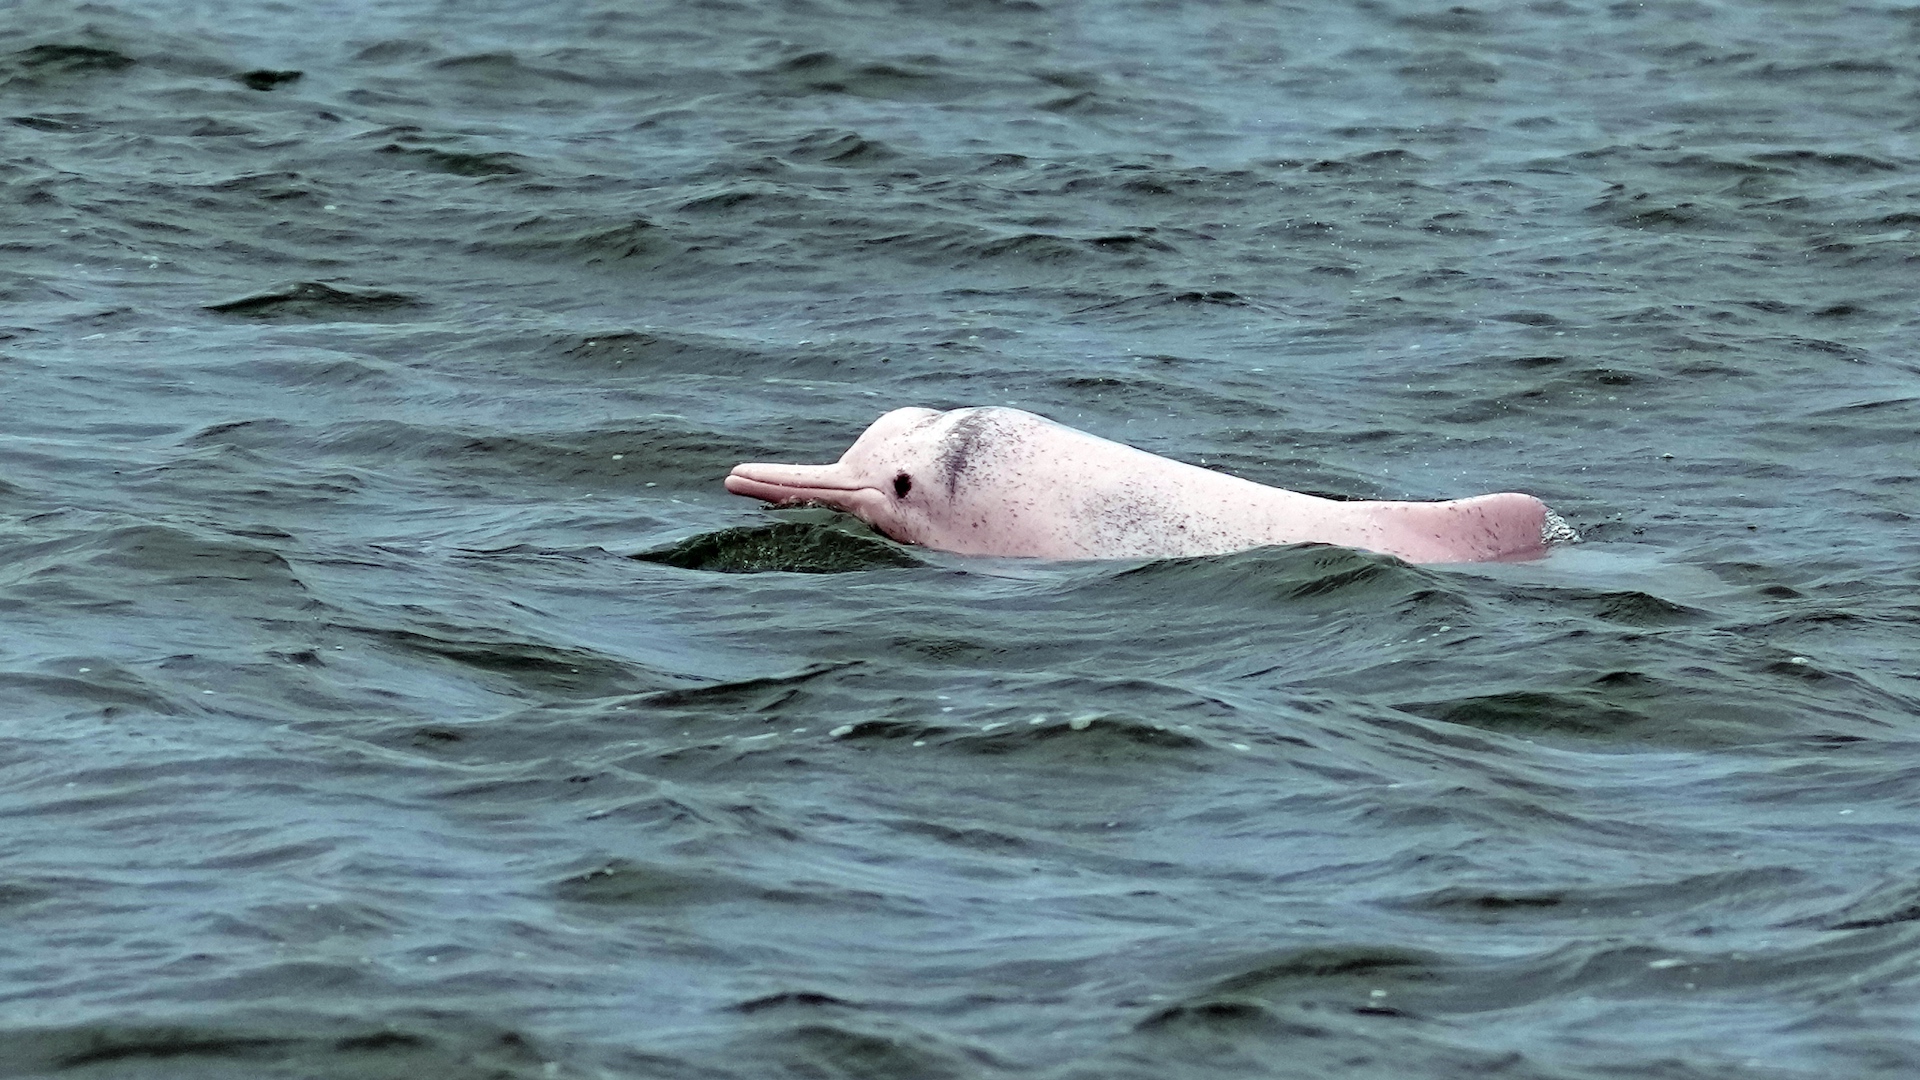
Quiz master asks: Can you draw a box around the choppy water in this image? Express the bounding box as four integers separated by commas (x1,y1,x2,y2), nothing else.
3,0,1919,1076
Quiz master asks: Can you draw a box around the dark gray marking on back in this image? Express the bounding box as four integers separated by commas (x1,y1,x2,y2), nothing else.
935,410,1000,494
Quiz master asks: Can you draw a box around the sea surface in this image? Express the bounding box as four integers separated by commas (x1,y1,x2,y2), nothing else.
2,0,1918,1077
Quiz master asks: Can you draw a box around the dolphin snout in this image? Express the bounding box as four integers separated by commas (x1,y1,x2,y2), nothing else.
726,463,890,523
727,461,844,500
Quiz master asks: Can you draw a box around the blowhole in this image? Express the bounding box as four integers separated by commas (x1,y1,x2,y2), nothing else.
893,472,913,498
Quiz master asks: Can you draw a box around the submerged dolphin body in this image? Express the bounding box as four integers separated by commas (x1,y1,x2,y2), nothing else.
726,407,1573,564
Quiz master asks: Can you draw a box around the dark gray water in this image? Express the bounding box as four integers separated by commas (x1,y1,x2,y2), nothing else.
3,0,1919,1076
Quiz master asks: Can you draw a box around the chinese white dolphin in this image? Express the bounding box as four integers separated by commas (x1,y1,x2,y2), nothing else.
726,407,1572,564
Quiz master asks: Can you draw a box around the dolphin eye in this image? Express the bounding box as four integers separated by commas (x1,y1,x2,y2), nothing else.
893,472,913,498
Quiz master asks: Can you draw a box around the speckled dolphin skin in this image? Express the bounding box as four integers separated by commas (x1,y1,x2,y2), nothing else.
726,407,1571,564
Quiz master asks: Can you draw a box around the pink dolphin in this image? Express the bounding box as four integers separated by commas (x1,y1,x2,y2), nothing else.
726,407,1573,564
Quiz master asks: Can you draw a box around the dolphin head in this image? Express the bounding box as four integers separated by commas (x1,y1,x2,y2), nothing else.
725,407,956,546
